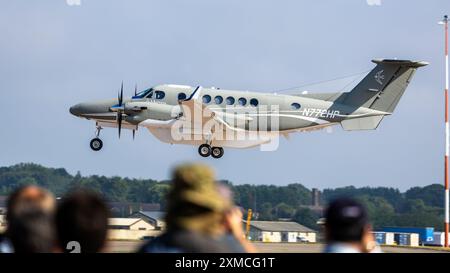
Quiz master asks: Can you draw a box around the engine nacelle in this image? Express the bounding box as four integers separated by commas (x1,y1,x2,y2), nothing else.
126,101,181,120
124,101,150,112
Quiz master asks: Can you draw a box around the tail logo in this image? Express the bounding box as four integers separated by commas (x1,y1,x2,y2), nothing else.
374,70,385,85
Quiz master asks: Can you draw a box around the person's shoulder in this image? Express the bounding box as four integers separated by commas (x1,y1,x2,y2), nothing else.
0,233,14,253
171,230,234,253
139,230,235,253
219,234,246,253
138,232,182,253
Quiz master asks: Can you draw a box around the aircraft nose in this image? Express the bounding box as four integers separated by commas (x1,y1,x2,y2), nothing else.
69,104,82,116
69,99,116,118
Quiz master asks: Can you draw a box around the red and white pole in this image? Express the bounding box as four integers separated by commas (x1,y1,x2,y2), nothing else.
440,15,449,248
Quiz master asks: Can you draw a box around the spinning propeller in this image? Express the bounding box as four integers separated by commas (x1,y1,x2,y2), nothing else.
110,82,137,139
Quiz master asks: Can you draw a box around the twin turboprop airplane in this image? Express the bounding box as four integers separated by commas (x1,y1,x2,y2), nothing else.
70,59,427,158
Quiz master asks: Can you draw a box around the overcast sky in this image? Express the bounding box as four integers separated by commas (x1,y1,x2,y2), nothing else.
0,0,448,190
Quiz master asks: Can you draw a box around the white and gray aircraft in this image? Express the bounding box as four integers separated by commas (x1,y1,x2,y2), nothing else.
70,59,427,158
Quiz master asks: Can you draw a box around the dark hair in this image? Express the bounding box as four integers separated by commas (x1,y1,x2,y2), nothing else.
6,186,56,253
324,198,369,243
55,190,109,253
6,186,24,223
7,208,55,253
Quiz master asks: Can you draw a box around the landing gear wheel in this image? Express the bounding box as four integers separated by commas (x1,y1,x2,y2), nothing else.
211,147,224,159
198,144,212,157
90,138,103,151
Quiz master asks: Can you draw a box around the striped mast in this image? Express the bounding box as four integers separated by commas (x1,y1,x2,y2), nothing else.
440,15,449,248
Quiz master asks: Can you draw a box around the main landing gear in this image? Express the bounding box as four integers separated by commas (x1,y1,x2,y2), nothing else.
90,126,103,151
198,144,224,159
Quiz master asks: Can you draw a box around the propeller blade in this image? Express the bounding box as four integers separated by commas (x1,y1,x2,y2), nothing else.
117,113,122,139
134,84,137,97
119,82,123,106
132,129,136,140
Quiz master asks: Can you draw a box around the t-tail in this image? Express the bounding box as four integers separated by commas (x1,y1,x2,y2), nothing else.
339,59,428,131
344,59,428,113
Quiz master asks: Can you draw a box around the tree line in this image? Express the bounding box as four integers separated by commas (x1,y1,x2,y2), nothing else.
0,163,445,231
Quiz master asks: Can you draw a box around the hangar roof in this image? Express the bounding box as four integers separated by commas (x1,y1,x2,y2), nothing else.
247,221,315,233
137,211,165,222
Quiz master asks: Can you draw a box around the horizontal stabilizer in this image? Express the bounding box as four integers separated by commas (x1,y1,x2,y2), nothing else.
371,59,429,68
340,116,384,131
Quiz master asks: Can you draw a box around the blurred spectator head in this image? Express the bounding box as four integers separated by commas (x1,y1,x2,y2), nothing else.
324,198,369,243
165,163,232,236
6,185,56,253
7,185,55,220
216,182,256,253
55,189,109,253
216,182,243,232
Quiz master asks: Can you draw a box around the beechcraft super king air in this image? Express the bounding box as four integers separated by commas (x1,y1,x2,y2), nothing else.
70,59,428,158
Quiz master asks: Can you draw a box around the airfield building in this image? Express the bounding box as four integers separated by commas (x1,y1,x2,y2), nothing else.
246,221,317,243
107,218,162,240
131,211,166,230
0,215,5,233
108,218,154,231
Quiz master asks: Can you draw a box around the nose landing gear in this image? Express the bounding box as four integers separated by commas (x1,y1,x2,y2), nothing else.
198,144,224,158
90,138,103,151
90,126,103,151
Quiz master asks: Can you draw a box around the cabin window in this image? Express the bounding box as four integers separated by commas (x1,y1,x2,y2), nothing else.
178,93,187,100
202,95,211,104
250,98,259,107
291,102,301,109
214,96,223,104
155,90,165,100
238,97,247,106
226,96,235,105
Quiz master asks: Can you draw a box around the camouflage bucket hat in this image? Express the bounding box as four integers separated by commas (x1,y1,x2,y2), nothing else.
168,163,231,213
